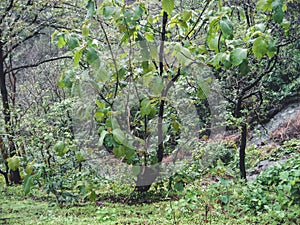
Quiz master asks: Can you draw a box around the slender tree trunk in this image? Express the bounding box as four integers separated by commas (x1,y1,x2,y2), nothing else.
0,40,21,185
239,123,247,179
236,97,247,180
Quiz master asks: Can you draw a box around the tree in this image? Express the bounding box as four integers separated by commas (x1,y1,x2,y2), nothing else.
54,0,298,190
0,0,81,185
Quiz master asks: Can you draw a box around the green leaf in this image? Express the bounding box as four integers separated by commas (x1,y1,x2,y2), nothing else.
230,48,248,66
66,35,80,50
145,33,155,42
86,46,99,66
239,60,250,75
272,0,284,23
174,46,192,67
7,156,20,171
252,36,268,60
220,16,234,40
271,0,283,9
208,36,219,52
54,141,67,157
221,53,231,69
112,128,127,145
210,52,223,68
74,49,83,66
58,71,74,88
86,0,95,19
76,152,85,162
82,24,90,37
181,10,192,22
57,34,66,48
113,146,126,158
111,117,120,130
149,76,164,96
24,175,34,195
256,0,272,11
102,5,115,18
162,0,174,16
25,162,34,175
98,130,108,147
94,111,105,121
272,7,284,23
140,99,156,117
174,181,184,192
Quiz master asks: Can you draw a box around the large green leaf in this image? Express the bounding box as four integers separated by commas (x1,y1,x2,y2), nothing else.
230,48,248,66
57,34,66,48
272,7,284,23
140,99,156,117
74,48,83,66
162,0,174,16
112,128,127,145
175,46,192,67
7,156,20,171
54,141,68,157
239,60,250,75
102,5,115,18
149,76,164,96
24,175,34,195
220,16,234,40
86,46,99,66
98,130,108,147
252,36,268,60
86,0,95,19
272,0,284,23
66,35,80,50
256,0,272,11
181,10,192,22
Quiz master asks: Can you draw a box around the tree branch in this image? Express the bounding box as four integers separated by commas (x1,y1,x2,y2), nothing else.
4,56,72,74
184,0,210,40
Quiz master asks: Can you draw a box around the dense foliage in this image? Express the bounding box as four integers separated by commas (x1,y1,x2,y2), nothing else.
0,0,299,224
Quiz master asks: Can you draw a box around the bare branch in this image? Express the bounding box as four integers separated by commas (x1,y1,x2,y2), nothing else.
4,56,72,74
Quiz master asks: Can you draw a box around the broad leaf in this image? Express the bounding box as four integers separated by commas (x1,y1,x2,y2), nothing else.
230,48,248,66
256,0,272,11
82,24,90,37
252,37,268,60
162,0,174,16
74,48,83,66
181,10,192,22
86,0,95,19
7,156,20,171
272,0,284,23
24,175,34,195
98,130,108,147
239,60,250,75
102,5,115,18
86,46,99,66
220,16,234,40
272,7,284,23
57,35,66,48
66,35,80,50
112,128,127,145
149,76,164,96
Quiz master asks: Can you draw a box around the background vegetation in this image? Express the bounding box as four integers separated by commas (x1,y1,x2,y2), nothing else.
0,0,299,224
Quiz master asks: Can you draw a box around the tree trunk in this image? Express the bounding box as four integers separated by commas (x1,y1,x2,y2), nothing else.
235,97,247,180
239,123,247,179
0,40,21,185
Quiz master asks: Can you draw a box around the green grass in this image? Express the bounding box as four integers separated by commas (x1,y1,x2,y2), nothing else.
0,140,299,224
1,184,299,225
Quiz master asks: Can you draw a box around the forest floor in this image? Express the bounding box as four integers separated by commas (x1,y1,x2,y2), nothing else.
0,104,299,224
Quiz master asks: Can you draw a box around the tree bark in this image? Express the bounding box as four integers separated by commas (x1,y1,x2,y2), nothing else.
239,123,247,179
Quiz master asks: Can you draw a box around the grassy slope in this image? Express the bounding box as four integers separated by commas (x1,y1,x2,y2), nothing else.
0,140,299,224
